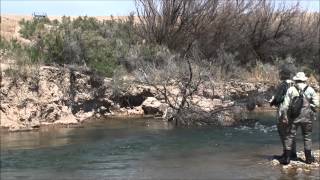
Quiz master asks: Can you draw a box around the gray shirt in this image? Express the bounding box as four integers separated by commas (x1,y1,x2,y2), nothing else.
282,82,319,116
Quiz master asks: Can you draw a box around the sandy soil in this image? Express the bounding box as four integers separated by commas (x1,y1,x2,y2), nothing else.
1,15,31,43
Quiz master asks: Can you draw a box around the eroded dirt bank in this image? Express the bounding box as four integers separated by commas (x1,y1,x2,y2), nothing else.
1,65,316,131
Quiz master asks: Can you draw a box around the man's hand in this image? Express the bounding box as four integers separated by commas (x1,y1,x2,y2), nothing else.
269,96,275,107
282,116,289,124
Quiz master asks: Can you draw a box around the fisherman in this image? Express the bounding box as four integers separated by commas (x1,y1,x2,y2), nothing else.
270,67,297,160
279,72,319,165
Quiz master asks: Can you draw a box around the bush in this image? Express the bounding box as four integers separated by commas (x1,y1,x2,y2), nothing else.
136,0,319,75
16,16,139,77
13,2,319,79
19,17,51,39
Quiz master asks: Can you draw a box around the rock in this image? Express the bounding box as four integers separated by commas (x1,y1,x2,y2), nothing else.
108,106,143,116
142,97,168,116
98,106,108,114
191,96,223,112
162,107,174,120
54,114,78,125
0,65,111,131
202,88,214,99
76,111,95,121
112,84,154,107
215,110,237,126
127,106,144,116
270,150,320,171
271,159,280,166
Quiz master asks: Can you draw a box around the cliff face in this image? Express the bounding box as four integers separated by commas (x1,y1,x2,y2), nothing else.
0,65,279,131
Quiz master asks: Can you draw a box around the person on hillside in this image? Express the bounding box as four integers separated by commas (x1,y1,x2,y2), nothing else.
270,67,297,160
279,72,319,165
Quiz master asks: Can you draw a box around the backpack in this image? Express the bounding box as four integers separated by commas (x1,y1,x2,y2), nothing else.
288,85,309,119
270,81,289,107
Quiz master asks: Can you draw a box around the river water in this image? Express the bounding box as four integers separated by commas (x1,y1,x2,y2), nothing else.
1,113,319,180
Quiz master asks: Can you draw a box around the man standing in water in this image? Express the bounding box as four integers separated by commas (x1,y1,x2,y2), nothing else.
279,72,319,165
270,67,297,160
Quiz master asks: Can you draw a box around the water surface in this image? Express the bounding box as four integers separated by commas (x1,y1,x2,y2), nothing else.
1,113,319,180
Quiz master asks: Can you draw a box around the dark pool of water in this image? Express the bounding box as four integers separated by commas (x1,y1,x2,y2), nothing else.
1,113,319,180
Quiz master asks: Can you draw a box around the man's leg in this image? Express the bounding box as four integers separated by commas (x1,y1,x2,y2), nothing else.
285,123,298,150
277,122,287,156
290,136,297,160
289,120,297,159
280,123,298,165
301,121,314,164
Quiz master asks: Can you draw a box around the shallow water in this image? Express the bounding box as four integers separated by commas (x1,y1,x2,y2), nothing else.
1,113,319,180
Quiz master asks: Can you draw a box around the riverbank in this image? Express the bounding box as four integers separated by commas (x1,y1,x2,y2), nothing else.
2,63,320,131
1,64,281,131
1,13,319,131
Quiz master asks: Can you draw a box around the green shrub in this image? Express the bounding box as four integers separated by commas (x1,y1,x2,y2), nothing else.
15,16,143,77
19,17,51,39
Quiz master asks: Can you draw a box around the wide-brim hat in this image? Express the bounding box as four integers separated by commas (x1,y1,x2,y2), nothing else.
293,72,308,81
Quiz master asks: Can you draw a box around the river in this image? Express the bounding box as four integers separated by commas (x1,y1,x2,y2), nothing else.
1,113,319,180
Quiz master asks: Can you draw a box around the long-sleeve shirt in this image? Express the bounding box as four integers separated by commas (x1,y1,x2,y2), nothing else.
282,83,319,115
276,80,294,119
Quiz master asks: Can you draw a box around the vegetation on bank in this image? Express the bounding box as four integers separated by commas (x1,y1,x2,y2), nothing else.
16,15,138,77
1,0,319,125
2,1,319,80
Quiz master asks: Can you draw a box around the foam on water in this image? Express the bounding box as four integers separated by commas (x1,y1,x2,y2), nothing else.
235,122,278,133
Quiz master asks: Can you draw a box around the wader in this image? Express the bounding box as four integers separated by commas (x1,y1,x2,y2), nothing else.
277,122,296,153
285,102,315,151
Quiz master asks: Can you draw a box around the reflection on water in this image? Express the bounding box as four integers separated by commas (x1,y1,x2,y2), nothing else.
0,118,174,150
0,128,74,150
1,114,319,180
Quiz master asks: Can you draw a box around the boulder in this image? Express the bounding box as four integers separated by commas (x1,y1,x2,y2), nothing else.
142,97,168,116
53,114,78,125
191,96,222,112
127,106,144,116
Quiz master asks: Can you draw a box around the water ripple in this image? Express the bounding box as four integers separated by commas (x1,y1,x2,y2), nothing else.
235,122,277,133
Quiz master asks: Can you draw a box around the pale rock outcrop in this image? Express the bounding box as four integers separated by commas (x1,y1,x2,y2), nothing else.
191,96,223,112
110,80,271,125
109,106,144,116
0,66,112,131
1,64,278,131
127,106,144,116
142,97,168,116
111,84,155,108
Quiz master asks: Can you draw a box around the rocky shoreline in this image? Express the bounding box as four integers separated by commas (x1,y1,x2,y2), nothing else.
270,150,320,172
0,65,316,131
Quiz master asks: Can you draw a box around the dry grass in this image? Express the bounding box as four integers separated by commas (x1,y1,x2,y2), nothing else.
242,64,279,83
1,15,33,44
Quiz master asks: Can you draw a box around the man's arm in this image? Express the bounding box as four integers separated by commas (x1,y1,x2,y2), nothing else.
282,88,291,111
310,89,319,109
270,82,286,107
281,87,292,123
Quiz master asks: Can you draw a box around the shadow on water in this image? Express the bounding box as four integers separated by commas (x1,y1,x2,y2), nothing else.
1,113,319,180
